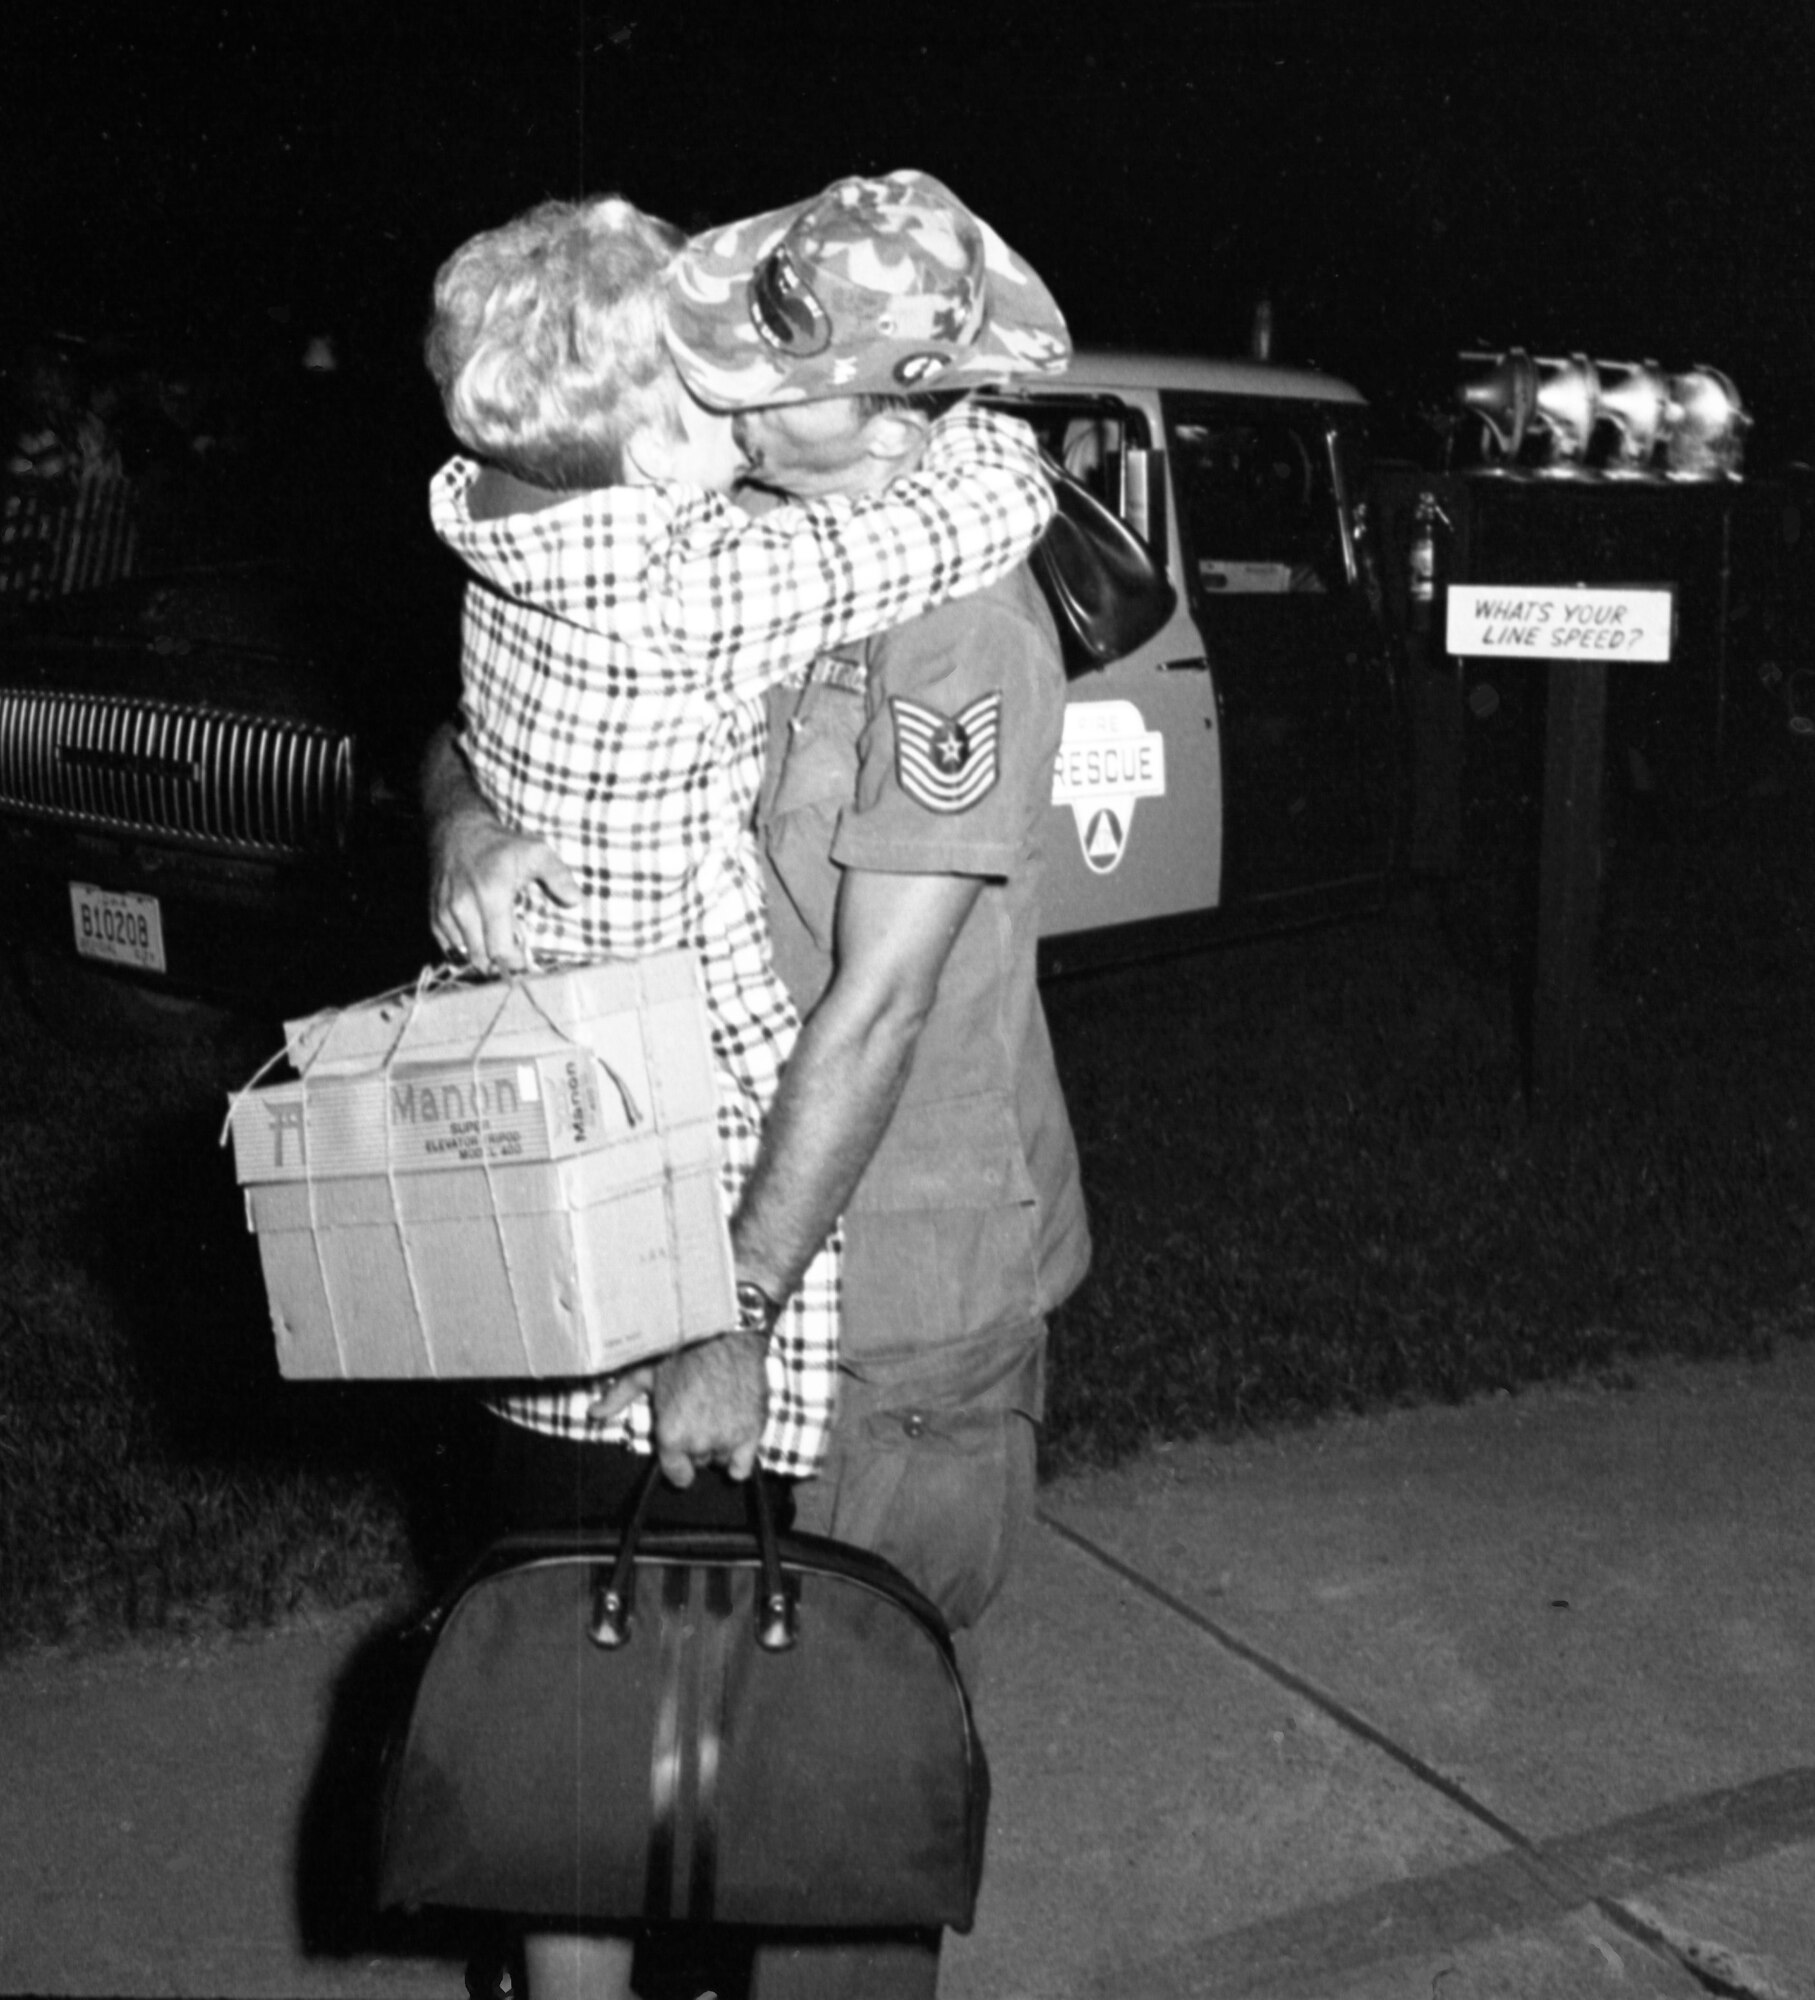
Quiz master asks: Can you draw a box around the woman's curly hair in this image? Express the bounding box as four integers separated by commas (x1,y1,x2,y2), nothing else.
425,195,686,491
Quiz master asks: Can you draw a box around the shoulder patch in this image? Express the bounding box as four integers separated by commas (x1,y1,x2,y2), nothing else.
890,693,1002,814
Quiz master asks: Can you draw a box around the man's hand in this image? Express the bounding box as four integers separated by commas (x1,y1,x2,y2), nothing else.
650,1329,768,1487
421,722,580,972
587,1367,656,1424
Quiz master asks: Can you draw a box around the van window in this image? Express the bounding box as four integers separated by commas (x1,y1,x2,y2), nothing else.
980,396,1152,523
1169,406,1346,598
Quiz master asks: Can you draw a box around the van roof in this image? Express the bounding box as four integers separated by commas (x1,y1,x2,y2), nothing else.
1011,347,1369,407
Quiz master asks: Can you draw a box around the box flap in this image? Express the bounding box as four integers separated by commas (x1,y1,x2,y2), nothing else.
284,957,701,1077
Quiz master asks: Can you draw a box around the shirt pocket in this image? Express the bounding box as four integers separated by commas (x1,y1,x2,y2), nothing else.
765,681,864,957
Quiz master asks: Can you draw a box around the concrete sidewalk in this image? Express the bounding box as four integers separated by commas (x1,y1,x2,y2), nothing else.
6,1345,1815,1999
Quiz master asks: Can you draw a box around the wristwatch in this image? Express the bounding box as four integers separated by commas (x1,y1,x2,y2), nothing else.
735,1279,783,1342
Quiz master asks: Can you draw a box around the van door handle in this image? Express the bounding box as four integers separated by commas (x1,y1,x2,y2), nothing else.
1160,656,1210,674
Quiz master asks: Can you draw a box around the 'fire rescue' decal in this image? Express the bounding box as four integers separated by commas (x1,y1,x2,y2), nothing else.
1051,700,1167,873
892,693,1001,814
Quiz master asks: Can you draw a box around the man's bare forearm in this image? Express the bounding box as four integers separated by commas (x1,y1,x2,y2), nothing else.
732,869,981,1302
730,990,921,1300
652,910,937,1481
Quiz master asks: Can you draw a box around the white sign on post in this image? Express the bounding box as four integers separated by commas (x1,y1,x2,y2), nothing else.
1445,585,1675,663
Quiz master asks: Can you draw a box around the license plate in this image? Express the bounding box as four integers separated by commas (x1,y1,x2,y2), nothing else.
69,882,168,974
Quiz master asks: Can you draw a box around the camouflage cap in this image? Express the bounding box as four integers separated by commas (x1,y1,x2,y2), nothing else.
662,169,1071,409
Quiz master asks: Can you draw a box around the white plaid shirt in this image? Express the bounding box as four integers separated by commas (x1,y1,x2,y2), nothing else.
431,405,1052,1476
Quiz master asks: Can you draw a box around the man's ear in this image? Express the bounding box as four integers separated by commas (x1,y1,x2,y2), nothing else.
859,409,934,467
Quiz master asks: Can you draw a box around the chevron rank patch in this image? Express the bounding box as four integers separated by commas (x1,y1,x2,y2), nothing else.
891,692,1002,814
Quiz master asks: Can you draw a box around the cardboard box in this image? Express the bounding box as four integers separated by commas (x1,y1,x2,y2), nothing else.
230,955,734,1382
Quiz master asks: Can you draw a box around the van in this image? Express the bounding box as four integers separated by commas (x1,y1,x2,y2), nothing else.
990,349,1402,972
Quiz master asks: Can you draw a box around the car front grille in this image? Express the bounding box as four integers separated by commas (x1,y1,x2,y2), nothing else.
0,689,355,858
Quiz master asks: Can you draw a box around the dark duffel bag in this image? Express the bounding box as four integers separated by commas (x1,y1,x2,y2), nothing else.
377,1462,989,1932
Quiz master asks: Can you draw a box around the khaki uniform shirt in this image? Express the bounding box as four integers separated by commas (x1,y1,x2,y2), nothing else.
757,565,1091,1366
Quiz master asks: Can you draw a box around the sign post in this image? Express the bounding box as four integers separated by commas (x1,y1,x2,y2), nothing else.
1446,584,1675,1108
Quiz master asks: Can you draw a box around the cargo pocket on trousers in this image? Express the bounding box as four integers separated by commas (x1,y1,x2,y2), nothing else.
822,1399,1037,1634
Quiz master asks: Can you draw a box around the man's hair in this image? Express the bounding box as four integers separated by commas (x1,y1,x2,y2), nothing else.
425,196,686,491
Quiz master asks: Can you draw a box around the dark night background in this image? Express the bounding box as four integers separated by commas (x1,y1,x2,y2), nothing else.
4,3,1813,467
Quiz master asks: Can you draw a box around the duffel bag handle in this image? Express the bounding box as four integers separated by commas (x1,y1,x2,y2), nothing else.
588,1459,796,1654
586,1455,662,1650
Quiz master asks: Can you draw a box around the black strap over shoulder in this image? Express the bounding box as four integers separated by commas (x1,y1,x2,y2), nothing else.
1030,452,1178,678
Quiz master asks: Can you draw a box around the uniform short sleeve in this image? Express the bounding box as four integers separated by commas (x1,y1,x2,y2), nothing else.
830,575,1064,880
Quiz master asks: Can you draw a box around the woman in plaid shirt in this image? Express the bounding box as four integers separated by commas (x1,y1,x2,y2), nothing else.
423,193,1062,1494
